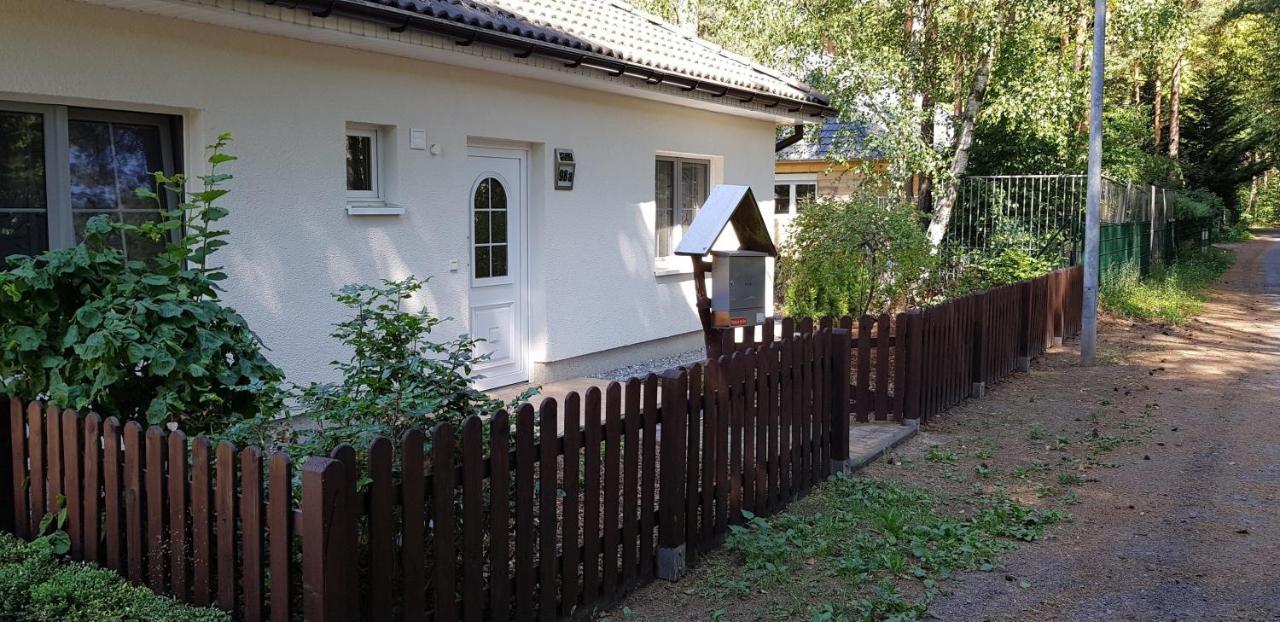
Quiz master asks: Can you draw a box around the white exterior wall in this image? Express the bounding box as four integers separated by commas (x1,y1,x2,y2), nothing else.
0,0,779,384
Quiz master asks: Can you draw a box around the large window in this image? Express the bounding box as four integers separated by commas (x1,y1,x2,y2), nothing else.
472,176,509,280
655,156,709,257
774,175,817,215
0,102,179,260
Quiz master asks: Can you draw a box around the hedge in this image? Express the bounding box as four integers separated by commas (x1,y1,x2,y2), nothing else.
0,531,229,621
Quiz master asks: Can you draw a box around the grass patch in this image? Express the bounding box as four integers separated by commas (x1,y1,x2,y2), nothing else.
1099,247,1233,324
701,476,1063,621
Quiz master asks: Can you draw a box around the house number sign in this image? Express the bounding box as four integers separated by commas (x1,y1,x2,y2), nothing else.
554,148,576,190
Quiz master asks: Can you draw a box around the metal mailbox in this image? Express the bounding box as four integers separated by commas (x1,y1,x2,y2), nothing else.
711,250,767,327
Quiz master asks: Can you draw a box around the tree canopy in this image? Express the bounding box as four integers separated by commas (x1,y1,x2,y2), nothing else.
633,0,1278,227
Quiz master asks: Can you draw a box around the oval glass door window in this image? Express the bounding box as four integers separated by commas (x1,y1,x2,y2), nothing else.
473,176,508,279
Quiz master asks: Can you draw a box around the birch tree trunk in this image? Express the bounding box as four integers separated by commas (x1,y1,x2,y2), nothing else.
1154,75,1163,147
1169,56,1183,159
926,45,995,249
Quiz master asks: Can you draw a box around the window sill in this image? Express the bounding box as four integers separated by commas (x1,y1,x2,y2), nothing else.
654,257,694,278
346,202,404,216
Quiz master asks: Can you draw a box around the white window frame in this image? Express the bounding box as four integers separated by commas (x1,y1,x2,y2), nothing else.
345,125,382,204
773,173,818,216
654,155,711,258
0,100,179,257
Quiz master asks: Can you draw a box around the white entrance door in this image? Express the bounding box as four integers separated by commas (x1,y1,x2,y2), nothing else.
467,147,528,390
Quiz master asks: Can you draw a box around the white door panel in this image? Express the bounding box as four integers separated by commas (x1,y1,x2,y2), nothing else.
468,148,528,390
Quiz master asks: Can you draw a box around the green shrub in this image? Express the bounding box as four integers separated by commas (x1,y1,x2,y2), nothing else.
0,532,228,621
223,277,532,458
1100,246,1233,324
0,134,283,434
779,194,935,318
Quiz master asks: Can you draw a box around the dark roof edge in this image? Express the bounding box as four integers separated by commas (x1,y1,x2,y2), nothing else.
263,0,835,118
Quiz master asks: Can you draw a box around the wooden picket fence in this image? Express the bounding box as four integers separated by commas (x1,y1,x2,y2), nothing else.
0,266,1082,621
717,265,1084,423
1,329,852,622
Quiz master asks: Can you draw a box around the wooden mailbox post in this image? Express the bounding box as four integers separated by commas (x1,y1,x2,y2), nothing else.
673,185,778,359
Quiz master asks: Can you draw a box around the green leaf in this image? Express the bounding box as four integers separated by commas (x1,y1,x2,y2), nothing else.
10,326,43,351
74,306,103,329
47,530,70,555
140,275,170,286
207,152,238,165
150,353,176,376
156,302,183,318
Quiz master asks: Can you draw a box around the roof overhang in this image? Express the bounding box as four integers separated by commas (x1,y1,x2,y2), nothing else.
77,0,834,123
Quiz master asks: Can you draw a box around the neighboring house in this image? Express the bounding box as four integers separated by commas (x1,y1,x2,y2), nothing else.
773,119,884,244
0,0,832,389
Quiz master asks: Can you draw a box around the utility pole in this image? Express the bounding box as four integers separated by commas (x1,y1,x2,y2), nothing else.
1081,0,1106,366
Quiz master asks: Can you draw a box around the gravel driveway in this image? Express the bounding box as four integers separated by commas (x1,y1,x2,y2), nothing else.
923,231,1280,621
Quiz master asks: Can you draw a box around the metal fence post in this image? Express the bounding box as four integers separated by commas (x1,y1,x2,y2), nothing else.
828,328,852,473
655,369,687,581
971,291,989,398
302,457,352,622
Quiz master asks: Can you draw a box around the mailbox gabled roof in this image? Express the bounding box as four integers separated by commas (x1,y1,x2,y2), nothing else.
674,185,777,257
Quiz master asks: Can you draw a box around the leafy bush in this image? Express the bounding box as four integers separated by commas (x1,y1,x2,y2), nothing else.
779,194,935,318
0,135,282,434
223,277,532,458
0,532,228,621
1100,246,1233,324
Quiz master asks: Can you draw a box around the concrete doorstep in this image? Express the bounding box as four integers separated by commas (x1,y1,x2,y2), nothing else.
838,419,920,474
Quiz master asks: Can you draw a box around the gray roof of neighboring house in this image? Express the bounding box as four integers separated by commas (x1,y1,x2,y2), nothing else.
274,0,832,116
777,119,883,161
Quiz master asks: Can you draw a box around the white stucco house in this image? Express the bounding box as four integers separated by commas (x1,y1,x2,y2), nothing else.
0,0,831,389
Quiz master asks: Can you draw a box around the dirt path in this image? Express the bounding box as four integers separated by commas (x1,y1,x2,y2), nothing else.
923,231,1280,621
612,233,1280,621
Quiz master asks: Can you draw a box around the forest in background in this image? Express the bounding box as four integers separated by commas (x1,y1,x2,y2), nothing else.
634,0,1280,230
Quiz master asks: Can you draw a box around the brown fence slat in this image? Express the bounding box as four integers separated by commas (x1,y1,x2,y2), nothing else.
712,358,730,532
741,352,758,515
727,352,744,521
268,452,293,622
241,446,264,622
486,415,510,622
582,387,602,602
46,405,61,529
461,418,486,622
168,430,188,601
103,418,123,572
560,396,580,616
190,436,213,606
9,401,28,538
700,359,719,543
400,430,426,622
538,399,560,621
621,379,641,585
328,444,358,622
123,421,144,584
145,426,166,593
603,384,622,594
60,410,82,560
682,367,701,551
82,413,101,563
301,457,349,622
514,404,536,622
639,375,658,579
432,423,458,622
216,441,239,611
366,437,394,622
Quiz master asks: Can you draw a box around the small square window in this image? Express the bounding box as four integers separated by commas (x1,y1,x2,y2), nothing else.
346,125,380,202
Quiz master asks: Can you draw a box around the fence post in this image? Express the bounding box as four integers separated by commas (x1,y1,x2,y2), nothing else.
903,311,923,421
1054,270,1066,347
828,328,852,474
301,457,353,622
970,292,989,398
1017,281,1033,372
655,369,687,581
0,399,13,533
